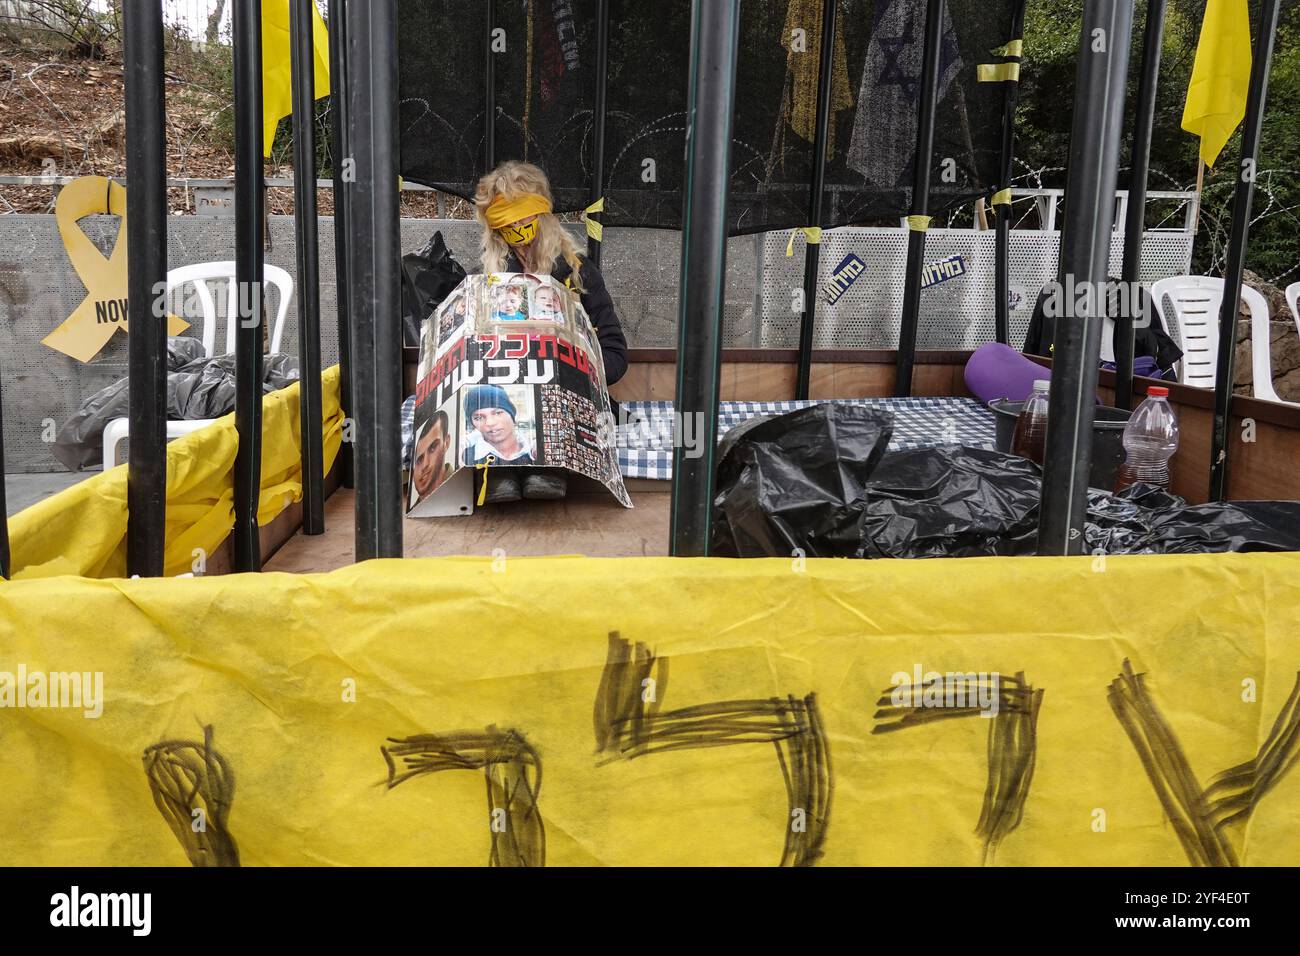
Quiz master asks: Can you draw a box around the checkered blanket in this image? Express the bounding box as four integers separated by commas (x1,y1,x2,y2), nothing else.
401,395,997,479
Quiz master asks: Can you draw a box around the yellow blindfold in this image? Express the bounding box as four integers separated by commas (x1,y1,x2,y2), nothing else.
486,193,552,245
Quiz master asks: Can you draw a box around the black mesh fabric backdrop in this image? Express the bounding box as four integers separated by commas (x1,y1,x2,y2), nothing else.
397,0,1027,236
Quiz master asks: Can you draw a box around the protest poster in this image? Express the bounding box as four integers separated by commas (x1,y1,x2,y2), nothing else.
407,273,632,516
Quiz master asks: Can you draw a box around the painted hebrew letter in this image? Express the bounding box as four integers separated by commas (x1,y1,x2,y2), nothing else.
381,728,544,867
1108,659,1300,867
873,671,1042,864
142,724,240,867
594,632,831,867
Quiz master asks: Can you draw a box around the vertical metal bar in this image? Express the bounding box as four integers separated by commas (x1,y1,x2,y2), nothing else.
123,0,168,577
1037,0,1134,555
894,0,946,397
1210,0,1281,502
794,0,838,400
0,379,10,579
993,0,1028,345
587,0,610,266
669,0,741,557
328,0,353,489
233,0,264,571
1116,0,1167,412
485,0,496,169
346,0,404,560
291,0,325,534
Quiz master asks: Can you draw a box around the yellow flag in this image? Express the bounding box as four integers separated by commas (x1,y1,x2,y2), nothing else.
1181,0,1252,169
262,1,332,159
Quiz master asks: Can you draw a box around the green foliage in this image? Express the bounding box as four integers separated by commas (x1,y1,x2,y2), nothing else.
1019,0,1300,284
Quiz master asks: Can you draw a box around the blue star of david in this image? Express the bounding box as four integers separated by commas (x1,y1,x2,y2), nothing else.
876,30,917,102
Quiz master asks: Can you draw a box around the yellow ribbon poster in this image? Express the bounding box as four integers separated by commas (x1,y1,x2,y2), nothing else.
0,551,1296,866
43,176,188,363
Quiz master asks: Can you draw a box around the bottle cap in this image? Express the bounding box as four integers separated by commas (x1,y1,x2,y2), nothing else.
1033,379,1050,391
1148,386,1169,398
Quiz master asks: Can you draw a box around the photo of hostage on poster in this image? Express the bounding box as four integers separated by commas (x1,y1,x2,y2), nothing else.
409,396,459,511
405,272,632,517
462,384,536,466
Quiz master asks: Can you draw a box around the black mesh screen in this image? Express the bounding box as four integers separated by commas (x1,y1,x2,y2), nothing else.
397,0,1027,235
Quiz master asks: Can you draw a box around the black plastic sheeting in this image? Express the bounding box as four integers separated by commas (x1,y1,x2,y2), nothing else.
712,404,1300,558
396,0,1026,234
401,230,468,348
53,343,301,471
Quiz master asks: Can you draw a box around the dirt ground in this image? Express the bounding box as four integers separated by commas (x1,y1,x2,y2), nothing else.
0,45,471,219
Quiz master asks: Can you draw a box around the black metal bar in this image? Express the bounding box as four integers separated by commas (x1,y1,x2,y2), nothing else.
290,0,325,534
587,0,610,266
233,0,264,571
1116,0,1167,411
669,0,741,557
894,0,946,397
346,0,404,560
993,0,1028,345
1210,0,1281,501
794,0,838,400
328,0,353,489
1037,0,1134,555
123,0,168,577
485,0,496,170
0,379,9,579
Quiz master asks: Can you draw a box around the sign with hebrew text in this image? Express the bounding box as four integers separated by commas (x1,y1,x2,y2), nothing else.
0,553,1297,866
408,273,630,516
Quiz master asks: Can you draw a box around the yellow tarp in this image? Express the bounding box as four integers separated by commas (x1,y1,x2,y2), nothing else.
0,550,1297,866
7,367,343,580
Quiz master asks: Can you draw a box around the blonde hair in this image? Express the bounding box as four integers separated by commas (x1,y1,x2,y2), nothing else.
474,161,585,292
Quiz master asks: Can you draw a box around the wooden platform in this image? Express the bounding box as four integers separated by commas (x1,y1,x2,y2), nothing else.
264,483,671,572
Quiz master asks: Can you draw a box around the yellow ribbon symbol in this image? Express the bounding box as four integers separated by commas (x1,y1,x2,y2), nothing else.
475,454,498,506
785,226,822,257
43,175,187,363
584,196,604,243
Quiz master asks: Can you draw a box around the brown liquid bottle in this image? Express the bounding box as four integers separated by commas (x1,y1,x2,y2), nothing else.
1012,379,1050,466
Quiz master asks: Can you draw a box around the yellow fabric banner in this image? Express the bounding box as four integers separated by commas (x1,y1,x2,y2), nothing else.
6,367,343,580
262,0,332,159
0,550,1296,866
1182,0,1252,169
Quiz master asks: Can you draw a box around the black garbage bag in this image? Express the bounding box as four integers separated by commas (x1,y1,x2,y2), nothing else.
858,446,1043,558
52,351,300,471
401,230,467,348
711,402,1300,559
712,404,893,558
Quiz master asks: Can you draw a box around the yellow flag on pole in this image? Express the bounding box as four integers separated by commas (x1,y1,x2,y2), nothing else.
262,1,332,159
1181,0,1252,169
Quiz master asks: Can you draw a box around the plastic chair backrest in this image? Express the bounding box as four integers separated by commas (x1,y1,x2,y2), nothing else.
165,261,294,357
1247,283,1282,403
1149,275,1222,390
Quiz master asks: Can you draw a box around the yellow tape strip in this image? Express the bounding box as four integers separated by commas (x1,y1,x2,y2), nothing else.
907,215,932,232
978,62,1021,83
585,197,604,242
991,39,1024,58
785,226,823,257
475,455,497,506
990,188,1013,208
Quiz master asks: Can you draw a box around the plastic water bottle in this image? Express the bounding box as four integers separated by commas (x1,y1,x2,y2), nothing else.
1012,379,1050,466
1115,386,1179,492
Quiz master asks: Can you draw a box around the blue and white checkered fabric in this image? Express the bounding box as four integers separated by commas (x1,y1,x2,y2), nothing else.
402,394,997,479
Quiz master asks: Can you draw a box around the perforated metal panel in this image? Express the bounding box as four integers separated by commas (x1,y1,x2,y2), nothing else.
758,227,1195,349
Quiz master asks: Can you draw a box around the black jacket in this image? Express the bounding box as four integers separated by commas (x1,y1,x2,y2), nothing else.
1023,281,1183,372
505,250,629,386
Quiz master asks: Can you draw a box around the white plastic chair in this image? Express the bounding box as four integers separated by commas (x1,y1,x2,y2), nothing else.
1148,276,1267,398
102,262,295,469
